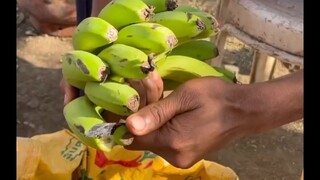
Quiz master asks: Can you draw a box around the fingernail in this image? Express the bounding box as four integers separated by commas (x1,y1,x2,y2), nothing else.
131,116,146,131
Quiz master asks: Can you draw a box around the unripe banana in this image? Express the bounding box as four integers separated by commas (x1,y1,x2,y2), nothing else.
156,55,235,83
115,22,178,55
150,11,206,40
153,50,170,63
214,66,238,83
192,11,220,38
85,81,140,116
61,50,109,89
72,17,118,52
98,0,154,30
174,5,202,12
98,44,155,79
169,39,218,61
63,96,132,152
175,10,220,39
141,0,177,13
108,75,126,84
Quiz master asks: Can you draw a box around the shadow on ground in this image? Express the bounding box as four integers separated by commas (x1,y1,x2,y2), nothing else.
17,57,68,137
205,125,303,180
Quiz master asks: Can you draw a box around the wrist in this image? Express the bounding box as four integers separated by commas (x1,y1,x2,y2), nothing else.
227,71,303,136
227,83,271,136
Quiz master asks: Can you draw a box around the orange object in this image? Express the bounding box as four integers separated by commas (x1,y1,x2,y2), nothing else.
17,129,239,179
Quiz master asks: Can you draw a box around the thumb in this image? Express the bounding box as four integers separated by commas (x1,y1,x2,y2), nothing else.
60,79,79,106
126,94,181,136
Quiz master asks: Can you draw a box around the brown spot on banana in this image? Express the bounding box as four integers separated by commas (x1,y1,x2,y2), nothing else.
66,55,72,65
119,59,128,63
196,19,206,31
186,12,192,21
211,16,220,32
142,6,155,20
76,59,90,74
74,124,85,134
140,56,156,74
166,0,178,11
167,35,178,48
100,66,109,82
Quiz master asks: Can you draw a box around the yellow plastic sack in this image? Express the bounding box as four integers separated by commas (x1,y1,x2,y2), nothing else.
17,129,239,180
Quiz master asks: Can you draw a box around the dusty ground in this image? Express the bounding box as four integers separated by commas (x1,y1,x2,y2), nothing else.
16,1,303,179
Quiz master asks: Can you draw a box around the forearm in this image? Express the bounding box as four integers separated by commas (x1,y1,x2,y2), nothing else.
232,70,303,135
91,0,112,16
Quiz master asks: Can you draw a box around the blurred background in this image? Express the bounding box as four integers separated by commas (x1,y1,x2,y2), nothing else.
16,0,303,179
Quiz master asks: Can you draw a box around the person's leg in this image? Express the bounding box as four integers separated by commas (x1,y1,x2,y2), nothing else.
76,0,92,24
75,0,92,96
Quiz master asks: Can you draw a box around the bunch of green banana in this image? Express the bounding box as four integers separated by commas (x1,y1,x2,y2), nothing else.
61,0,239,152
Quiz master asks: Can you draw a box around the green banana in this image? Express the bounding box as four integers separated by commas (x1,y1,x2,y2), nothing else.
141,0,177,13
85,81,140,116
63,96,132,152
174,5,202,12
213,66,238,83
184,11,220,39
150,11,206,40
98,0,154,30
113,124,133,146
72,17,118,52
155,55,234,83
115,22,178,55
61,50,109,89
108,75,126,84
153,50,170,63
98,44,155,79
174,6,220,39
169,39,219,61
84,120,134,147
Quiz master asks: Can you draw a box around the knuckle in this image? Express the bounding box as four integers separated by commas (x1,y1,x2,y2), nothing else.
148,104,165,125
176,86,200,111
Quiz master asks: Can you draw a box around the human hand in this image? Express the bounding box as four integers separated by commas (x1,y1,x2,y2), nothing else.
60,72,163,121
124,77,244,168
124,70,304,168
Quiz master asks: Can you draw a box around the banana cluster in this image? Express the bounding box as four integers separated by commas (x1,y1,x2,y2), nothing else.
61,0,237,152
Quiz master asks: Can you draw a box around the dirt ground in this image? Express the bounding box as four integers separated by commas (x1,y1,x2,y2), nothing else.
16,1,303,179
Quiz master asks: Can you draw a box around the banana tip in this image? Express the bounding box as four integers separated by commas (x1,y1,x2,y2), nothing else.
166,0,178,11
127,95,140,112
